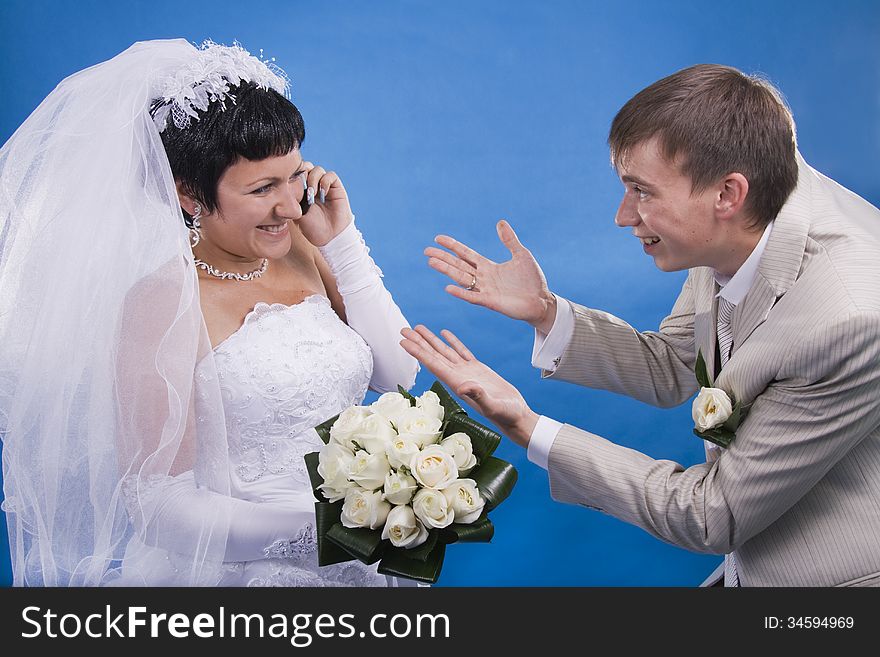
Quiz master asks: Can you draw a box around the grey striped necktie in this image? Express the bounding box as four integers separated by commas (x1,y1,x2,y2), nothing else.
717,295,739,587
717,296,735,369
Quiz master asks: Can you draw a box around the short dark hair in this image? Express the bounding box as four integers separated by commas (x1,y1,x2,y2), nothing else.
153,81,305,224
608,64,798,228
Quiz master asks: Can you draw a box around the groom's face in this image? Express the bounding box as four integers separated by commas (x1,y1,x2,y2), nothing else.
613,138,719,272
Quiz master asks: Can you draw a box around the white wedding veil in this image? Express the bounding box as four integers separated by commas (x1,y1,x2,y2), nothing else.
0,39,255,585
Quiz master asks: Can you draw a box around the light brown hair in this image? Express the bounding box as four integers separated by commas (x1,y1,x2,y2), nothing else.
609,64,798,228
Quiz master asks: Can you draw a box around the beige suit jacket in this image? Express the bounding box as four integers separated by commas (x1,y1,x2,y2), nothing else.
544,157,880,586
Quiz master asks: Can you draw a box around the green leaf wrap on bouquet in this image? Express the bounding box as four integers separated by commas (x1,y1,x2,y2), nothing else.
377,542,446,584
430,380,466,418
314,503,356,566
314,414,338,445
442,515,494,543
304,451,328,501
469,456,518,511
326,523,385,565
400,529,439,561
397,385,417,404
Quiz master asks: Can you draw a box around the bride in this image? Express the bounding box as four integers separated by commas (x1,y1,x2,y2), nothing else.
0,39,419,586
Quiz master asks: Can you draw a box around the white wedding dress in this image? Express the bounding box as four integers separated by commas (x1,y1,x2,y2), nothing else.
213,295,391,586
114,223,419,587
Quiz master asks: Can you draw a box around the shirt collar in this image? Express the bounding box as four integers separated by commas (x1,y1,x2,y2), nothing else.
714,221,774,305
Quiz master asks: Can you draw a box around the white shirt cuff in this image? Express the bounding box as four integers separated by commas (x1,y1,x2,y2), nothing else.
531,294,574,372
527,415,563,470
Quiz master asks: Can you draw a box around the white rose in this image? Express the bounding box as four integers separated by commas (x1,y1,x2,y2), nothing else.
415,390,445,423
383,470,418,505
441,479,486,525
316,443,356,502
692,387,733,431
411,488,455,529
381,505,429,549
330,406,372,451
386,435,421,470
410,445,459,490
439,432,477,475
351,413,397,455
348,450,392,491
341,488,391,529
396,406,443,448
370,392,413,426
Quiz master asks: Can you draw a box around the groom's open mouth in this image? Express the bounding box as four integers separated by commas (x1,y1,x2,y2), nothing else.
638,236,661,252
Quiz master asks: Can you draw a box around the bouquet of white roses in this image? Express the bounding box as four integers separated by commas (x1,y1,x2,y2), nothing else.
304,381,517,583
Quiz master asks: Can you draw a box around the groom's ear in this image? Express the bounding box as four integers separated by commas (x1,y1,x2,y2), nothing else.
714,173,749,223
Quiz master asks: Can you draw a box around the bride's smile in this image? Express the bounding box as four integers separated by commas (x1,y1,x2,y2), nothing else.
188,148,307,266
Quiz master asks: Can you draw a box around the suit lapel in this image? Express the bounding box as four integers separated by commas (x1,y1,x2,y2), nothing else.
731,276,777,353
728,153,814,358
693,152,814,372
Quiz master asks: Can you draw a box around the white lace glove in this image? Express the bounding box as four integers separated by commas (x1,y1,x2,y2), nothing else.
130,473,316,562
319,218,419,393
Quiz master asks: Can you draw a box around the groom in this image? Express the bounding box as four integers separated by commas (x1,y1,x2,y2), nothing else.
400,64,880,587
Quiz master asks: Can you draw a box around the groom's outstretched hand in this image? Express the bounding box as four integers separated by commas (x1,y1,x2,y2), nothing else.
425,220,558,334
400,325,539,448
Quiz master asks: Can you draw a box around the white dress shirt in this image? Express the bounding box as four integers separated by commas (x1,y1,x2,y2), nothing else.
527,222,774,470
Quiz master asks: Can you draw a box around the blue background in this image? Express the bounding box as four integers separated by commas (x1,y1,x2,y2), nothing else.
1,0,878,586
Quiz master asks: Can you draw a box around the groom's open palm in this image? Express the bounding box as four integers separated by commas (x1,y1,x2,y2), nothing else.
399,325,537,447
425,220,557,333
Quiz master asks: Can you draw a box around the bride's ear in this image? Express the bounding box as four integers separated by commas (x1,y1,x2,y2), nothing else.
175,182,199,216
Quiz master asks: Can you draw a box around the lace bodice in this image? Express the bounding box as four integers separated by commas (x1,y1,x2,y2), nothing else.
213,295,372,494
206,295,389,586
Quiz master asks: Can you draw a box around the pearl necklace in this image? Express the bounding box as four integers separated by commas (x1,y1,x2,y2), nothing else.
194,257,269,281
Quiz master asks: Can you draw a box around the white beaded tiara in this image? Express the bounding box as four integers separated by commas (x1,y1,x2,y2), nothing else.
151,40,290,132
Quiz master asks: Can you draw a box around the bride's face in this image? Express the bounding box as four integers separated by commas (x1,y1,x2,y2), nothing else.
201,148,307,261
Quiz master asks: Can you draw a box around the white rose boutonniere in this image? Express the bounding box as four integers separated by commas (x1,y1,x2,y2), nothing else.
692,349,742,449
693,387,733,431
